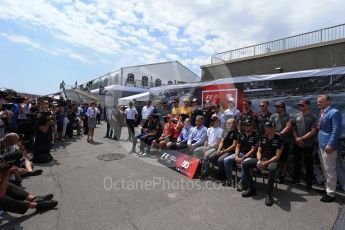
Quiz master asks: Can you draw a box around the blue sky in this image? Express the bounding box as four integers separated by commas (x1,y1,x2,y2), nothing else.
0,0,344,95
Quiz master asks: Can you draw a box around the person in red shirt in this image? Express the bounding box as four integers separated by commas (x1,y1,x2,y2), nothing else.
152,114,176,150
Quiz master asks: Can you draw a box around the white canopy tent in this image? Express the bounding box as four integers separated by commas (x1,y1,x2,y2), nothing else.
118,92,150,106
89,84,148,106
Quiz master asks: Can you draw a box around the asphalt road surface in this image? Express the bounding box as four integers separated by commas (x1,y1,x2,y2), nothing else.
1,123,344,230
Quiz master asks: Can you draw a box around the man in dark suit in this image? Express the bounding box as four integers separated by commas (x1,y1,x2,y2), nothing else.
317,95,342,202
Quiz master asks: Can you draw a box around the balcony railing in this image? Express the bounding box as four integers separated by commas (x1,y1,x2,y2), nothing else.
211,23,345,64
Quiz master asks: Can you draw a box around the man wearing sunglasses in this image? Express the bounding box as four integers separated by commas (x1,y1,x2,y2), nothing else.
257,100,272,137
270,102,292,183
238,98,258,133
242,120,283,206
223,119,258,190
291,100,318,190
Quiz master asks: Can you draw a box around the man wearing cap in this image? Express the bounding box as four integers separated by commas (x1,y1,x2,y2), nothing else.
141,100,154,127
131,115,161,156
203,101,213,128
180,98,192,121
220,97,240,130
155,100,171,126
291,100,318,190
190,98,203,126
213,104,223,121
171,99,181,116
238,98,258,133
152,114,176,152
216,118,239,181
316,95,342,202
242,120,283,206
257,100,272,137
223,119,258,190
270,101,292,182
196,115,224,179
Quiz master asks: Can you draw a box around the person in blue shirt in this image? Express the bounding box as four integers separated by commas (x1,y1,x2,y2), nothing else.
316,94,343,202
10,103,19,132
187,115,207,154
167,118,192,151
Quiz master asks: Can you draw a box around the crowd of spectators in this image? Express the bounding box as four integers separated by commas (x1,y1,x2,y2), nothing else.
0,92,107,215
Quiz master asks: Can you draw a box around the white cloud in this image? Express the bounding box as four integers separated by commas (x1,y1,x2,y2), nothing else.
165,53,180,61
57,48,92,64
0,32,91,63
0,0,344,72
1,33,40,49
175,46,192,52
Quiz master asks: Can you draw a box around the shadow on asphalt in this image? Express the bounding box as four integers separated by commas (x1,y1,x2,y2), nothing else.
32,159,60,168
0,211,37,230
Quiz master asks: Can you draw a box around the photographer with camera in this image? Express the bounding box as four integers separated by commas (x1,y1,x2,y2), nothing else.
1,133,43,178
0,109,11,139
17,99,30,136
32,101,55,163
66,103,77,138
5,97,19,133
75,103,84,136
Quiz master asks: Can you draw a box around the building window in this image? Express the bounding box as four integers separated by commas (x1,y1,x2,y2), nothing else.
127,73,134,85
142,76,148,87
155,78,161,87
168,81,173,85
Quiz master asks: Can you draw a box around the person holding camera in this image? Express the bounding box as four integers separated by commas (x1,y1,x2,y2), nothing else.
0,110,11,139
1,133,42,180
66,103,76,138
32,108,55,163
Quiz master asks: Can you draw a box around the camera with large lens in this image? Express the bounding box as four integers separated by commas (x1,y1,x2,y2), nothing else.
0,151,22,172
37,110,55,125
1,103,13,111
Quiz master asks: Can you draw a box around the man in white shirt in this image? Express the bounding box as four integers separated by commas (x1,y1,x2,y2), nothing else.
75,104,83,117
17,102,30,139
124,102,138,141
141,100,154,126
220,98,240,129
193,115,223,160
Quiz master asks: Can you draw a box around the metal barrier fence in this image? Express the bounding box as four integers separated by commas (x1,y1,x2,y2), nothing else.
211,23,345,63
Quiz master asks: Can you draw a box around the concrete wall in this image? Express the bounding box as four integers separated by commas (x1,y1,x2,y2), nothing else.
201,39,345,81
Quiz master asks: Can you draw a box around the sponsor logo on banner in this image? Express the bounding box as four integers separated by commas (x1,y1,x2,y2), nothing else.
158,151,177,168
201,89,238,109
175,153,200,179
158,151,200,179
